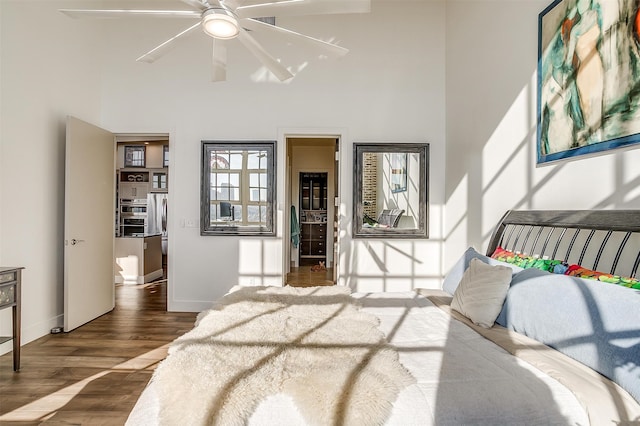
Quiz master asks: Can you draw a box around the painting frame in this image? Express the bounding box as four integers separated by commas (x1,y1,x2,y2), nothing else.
537,0,640,165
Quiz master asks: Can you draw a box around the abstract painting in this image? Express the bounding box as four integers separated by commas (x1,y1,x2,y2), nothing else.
537,0,640,164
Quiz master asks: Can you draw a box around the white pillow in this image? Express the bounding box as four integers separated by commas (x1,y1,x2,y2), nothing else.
450,258,512,328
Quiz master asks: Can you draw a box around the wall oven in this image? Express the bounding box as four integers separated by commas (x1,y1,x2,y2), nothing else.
119,199,147,236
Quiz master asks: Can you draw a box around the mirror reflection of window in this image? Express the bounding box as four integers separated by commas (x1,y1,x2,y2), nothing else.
354,143,429,239
362,152,418,229
201,141,275,236
390,153,407,193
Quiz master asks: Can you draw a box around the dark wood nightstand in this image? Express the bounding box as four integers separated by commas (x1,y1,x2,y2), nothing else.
0,267,23,371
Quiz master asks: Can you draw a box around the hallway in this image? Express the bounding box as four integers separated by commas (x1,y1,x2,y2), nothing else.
286,265,334,287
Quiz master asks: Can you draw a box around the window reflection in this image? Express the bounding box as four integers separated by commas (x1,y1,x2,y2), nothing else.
353,143,429,238
201,141,276,236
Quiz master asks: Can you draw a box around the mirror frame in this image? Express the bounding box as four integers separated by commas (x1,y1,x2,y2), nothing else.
200,140,277,236
352,142,429,239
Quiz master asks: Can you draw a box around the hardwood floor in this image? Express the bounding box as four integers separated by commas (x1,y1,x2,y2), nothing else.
0,282,196,425
286,265,335,287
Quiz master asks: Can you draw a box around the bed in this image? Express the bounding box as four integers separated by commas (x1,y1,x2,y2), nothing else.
126,210,640,425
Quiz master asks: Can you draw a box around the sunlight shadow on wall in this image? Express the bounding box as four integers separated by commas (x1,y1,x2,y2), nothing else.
346,239,442,293
238,239,282,286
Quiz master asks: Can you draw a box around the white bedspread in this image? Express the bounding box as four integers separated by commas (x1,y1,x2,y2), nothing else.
126,289,589,426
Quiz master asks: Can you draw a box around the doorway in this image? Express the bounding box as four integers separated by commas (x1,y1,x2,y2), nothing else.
114,134,170,287
285,136,339,286
63,118,171,331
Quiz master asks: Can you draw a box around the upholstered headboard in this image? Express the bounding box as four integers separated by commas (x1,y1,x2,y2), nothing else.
486,210,640,278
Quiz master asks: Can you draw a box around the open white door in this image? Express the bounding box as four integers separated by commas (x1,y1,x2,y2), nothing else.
333,138,339,283
64,116,116,331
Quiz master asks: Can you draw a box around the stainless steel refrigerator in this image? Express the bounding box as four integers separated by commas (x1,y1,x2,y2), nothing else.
147,193,168,255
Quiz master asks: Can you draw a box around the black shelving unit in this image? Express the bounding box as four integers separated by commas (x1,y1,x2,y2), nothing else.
299,173,328,266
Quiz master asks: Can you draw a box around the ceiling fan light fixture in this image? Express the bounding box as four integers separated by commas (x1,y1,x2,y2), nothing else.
202,8,239,40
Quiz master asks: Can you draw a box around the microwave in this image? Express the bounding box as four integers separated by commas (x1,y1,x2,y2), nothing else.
121,205,147,216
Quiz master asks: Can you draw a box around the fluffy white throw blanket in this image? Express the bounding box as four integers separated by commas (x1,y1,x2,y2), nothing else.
152,285,415,426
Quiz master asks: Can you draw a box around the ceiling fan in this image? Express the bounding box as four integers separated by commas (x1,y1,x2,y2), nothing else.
59,0,371,82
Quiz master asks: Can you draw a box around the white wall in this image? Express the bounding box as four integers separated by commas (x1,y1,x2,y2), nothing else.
6,0,639,351
0,1,103,350
444,0,640,273
96,0,447,308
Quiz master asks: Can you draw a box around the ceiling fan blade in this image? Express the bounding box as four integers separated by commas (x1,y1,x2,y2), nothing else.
220,0,244,9
237,27,294,81
59,9,201,19
224,0,266,7
235,0,370,19
180,0,210,11
241,18,348,57
136,22,202,63
212,39,227,82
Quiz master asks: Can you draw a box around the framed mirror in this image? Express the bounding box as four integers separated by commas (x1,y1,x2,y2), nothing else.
353,143,429,239
200,140,276,236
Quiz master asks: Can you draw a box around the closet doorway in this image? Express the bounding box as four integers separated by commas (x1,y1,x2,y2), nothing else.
285,137,339,287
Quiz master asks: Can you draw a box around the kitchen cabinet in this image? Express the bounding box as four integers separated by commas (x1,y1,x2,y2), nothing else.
150,168,168,192
115,235,163,284
124,146,146,167
119,183,148,199
119,170,149,199
116,168,167,237
117,143,167,169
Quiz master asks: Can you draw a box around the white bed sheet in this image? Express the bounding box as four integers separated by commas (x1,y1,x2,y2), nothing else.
126,290,589,426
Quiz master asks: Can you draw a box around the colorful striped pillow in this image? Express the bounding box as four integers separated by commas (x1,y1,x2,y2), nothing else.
564,265,640,289
490,247,564,273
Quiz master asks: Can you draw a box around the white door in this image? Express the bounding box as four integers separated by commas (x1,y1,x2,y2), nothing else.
64,116,116,331
333,138,339,283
